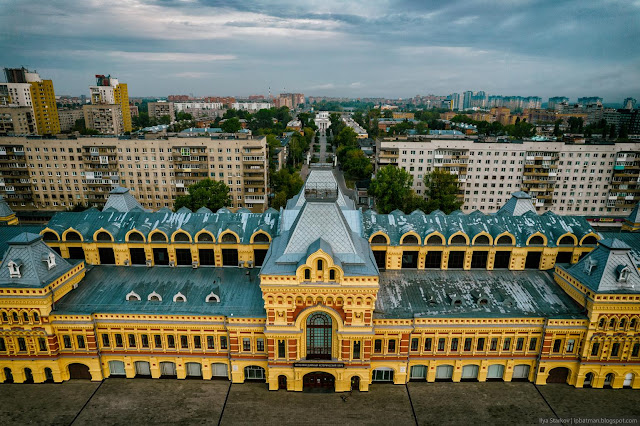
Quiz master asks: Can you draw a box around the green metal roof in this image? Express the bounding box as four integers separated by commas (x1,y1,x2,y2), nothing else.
0,225,46,257
375,270,585,319
54,266,265,317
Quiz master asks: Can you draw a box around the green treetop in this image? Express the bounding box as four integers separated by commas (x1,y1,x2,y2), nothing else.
423,169,463,214
173,179,231,212
368,165,414,214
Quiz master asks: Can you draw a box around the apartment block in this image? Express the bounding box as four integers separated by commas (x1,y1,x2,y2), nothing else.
83,104,124,135
148,101,175,122
375,136,640,216
57,109,85,132
88,75,131,133
0,107,36,135
0,135,268,213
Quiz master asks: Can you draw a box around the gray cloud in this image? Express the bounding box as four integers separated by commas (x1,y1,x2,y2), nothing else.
0,0,638,101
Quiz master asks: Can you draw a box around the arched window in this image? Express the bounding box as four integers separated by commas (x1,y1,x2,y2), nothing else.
450,234,467,245
33,312,39,322
148,292,162,302
427,235,443,245
558,235,575,246
12,312,19,322
598,318,606,329
197,233,213,243
253,233,270,243
306,312,332,360
620,318,627,329
174,294,186,303
474,235,490,245
150,233,167,242
582,235,598,245
631,318,638,329
329,270,336,281
528,235,544,245
610,318,617,329
174,232,190,242
1,312,7,322
96,231,112,241
402,235,419,245
221,233,238,244
65,231,82,241
304,269,311,281
42,231,59,242
371,234,388,245
205,292,220,303
496,235,514,245
317,259,323,271
22,312,29,322
128,232,144,242
126,292,141,302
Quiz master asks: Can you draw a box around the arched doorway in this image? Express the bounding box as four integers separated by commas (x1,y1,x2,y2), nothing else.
351,375,360,391
44,368,54,383
160,362,177,378
278,375,287,390
303,372,335,391
604,373,614,388
134,361,151,377
306,312,332,360
546,367,570,384
68,363,91,380
584,372,594,388
624,373,634,388
3,367,13,383
186,362,203,379
23,368,34,383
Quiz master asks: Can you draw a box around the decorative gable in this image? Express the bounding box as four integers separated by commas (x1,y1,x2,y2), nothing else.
7,260,22,278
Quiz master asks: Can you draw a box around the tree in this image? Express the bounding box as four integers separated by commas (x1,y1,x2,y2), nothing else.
609,124,617,139
271,168,304,209
553,119,562,137
423,169,463,214
158,115,171,125
176,111,193,121
567,117,584,133
173,179,231,212
335,127,358,150
368,165,414,214
341,149,373,179
222,117,242,133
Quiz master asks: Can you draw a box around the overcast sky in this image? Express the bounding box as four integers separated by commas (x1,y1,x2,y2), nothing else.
1,0,639,102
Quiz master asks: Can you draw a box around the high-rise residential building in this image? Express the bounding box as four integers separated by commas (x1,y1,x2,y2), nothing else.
275,93,304,109
577,97,603,107
148,101,175,122
0,107,36,135
548,97,569,110
0,134,268,213
623,98,637,110
87,74,131,133
448,93,460,110
57,109,85,132
83,104,124,135
0,68,60,135
462,91,473,110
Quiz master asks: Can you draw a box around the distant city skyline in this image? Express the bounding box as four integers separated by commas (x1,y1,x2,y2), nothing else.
1,0,639,100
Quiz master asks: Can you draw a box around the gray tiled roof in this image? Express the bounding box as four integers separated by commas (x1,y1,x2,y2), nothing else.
375,269,584,319
558,238,640,293
627,203,640,224
103,187,149,213
54,266,264,317
0,195,14,217
287,169,354,211
45,208,279,243
0,233,75,288
497,192,537,216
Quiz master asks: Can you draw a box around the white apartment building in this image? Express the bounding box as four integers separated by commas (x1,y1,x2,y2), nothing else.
376,136,640,216
231,102,273,111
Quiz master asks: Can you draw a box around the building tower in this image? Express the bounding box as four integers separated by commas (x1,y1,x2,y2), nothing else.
1,67,60,135
85,75,131,134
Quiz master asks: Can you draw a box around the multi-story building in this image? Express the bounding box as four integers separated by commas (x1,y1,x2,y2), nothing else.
1,68,60,135
1,169,639,391
578,97,603,107
274,93,304,109
342,117,368,138
623,98,637,111
375,135,640,216
83,105,124,135
548,97,569,110
148,101,175,122
0,135,268,213
0,107,36,135
57,109,85,132
174,102,224,119
86,75,131,133
231,102,272,112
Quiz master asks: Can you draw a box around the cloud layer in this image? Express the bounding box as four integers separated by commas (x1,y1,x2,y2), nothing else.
0,0,638,101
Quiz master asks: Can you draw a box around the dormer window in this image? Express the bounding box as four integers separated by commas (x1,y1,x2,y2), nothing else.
205,292,220,303
125,291,141,302
173,292,187,303
148,291,162,302
616,265,630,283
584,258,598,276
42,252,56,270
8,260,22,278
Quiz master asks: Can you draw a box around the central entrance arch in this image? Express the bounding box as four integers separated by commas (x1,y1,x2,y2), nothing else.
546,367,570,384
306,312,332,360
303,372,335,391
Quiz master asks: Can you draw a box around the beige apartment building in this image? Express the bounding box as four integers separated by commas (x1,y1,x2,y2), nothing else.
148,101,175,122
0,135,268,213
376,135,640,216
57,109,85,132
0,106,36,135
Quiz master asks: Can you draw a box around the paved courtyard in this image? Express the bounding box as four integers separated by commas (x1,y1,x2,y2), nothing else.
1,379,639,425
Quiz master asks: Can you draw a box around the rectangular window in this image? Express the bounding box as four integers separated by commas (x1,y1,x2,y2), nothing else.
0,337,6,351
180,335,189,349
278,340,286,358
256,338,264,352
411,338,419,352
102,334,110,347
115,333,123,348
194,336,201,349
516,338,524,351
451,338,459,351
243,338,251,352
167,335,175,348
63,335,72,349
490,338,498,351
18,337,27,352
154,334,162,349
464,338,472,351
632,343,640,357
477,338,485,351
438,338,446,351
591,342,600,356
220,336,227,350
503,338,511,351
141,334,149,348
374,339,382,353
424,338,432,351
77,335,86,349
128,334,136,348
611,343,620,357
38,338,47,351
207,336,215,350
529,337,538,351
353,341,361,359
566,339,575,353
552,339,562,353
388,339,396,353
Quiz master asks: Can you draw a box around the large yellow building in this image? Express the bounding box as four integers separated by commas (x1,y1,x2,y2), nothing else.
0,169,639,390
87,75,131,134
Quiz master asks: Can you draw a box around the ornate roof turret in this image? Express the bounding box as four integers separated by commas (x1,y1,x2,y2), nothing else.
0,195,18,225
103,187,149,213
497,191,537,217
